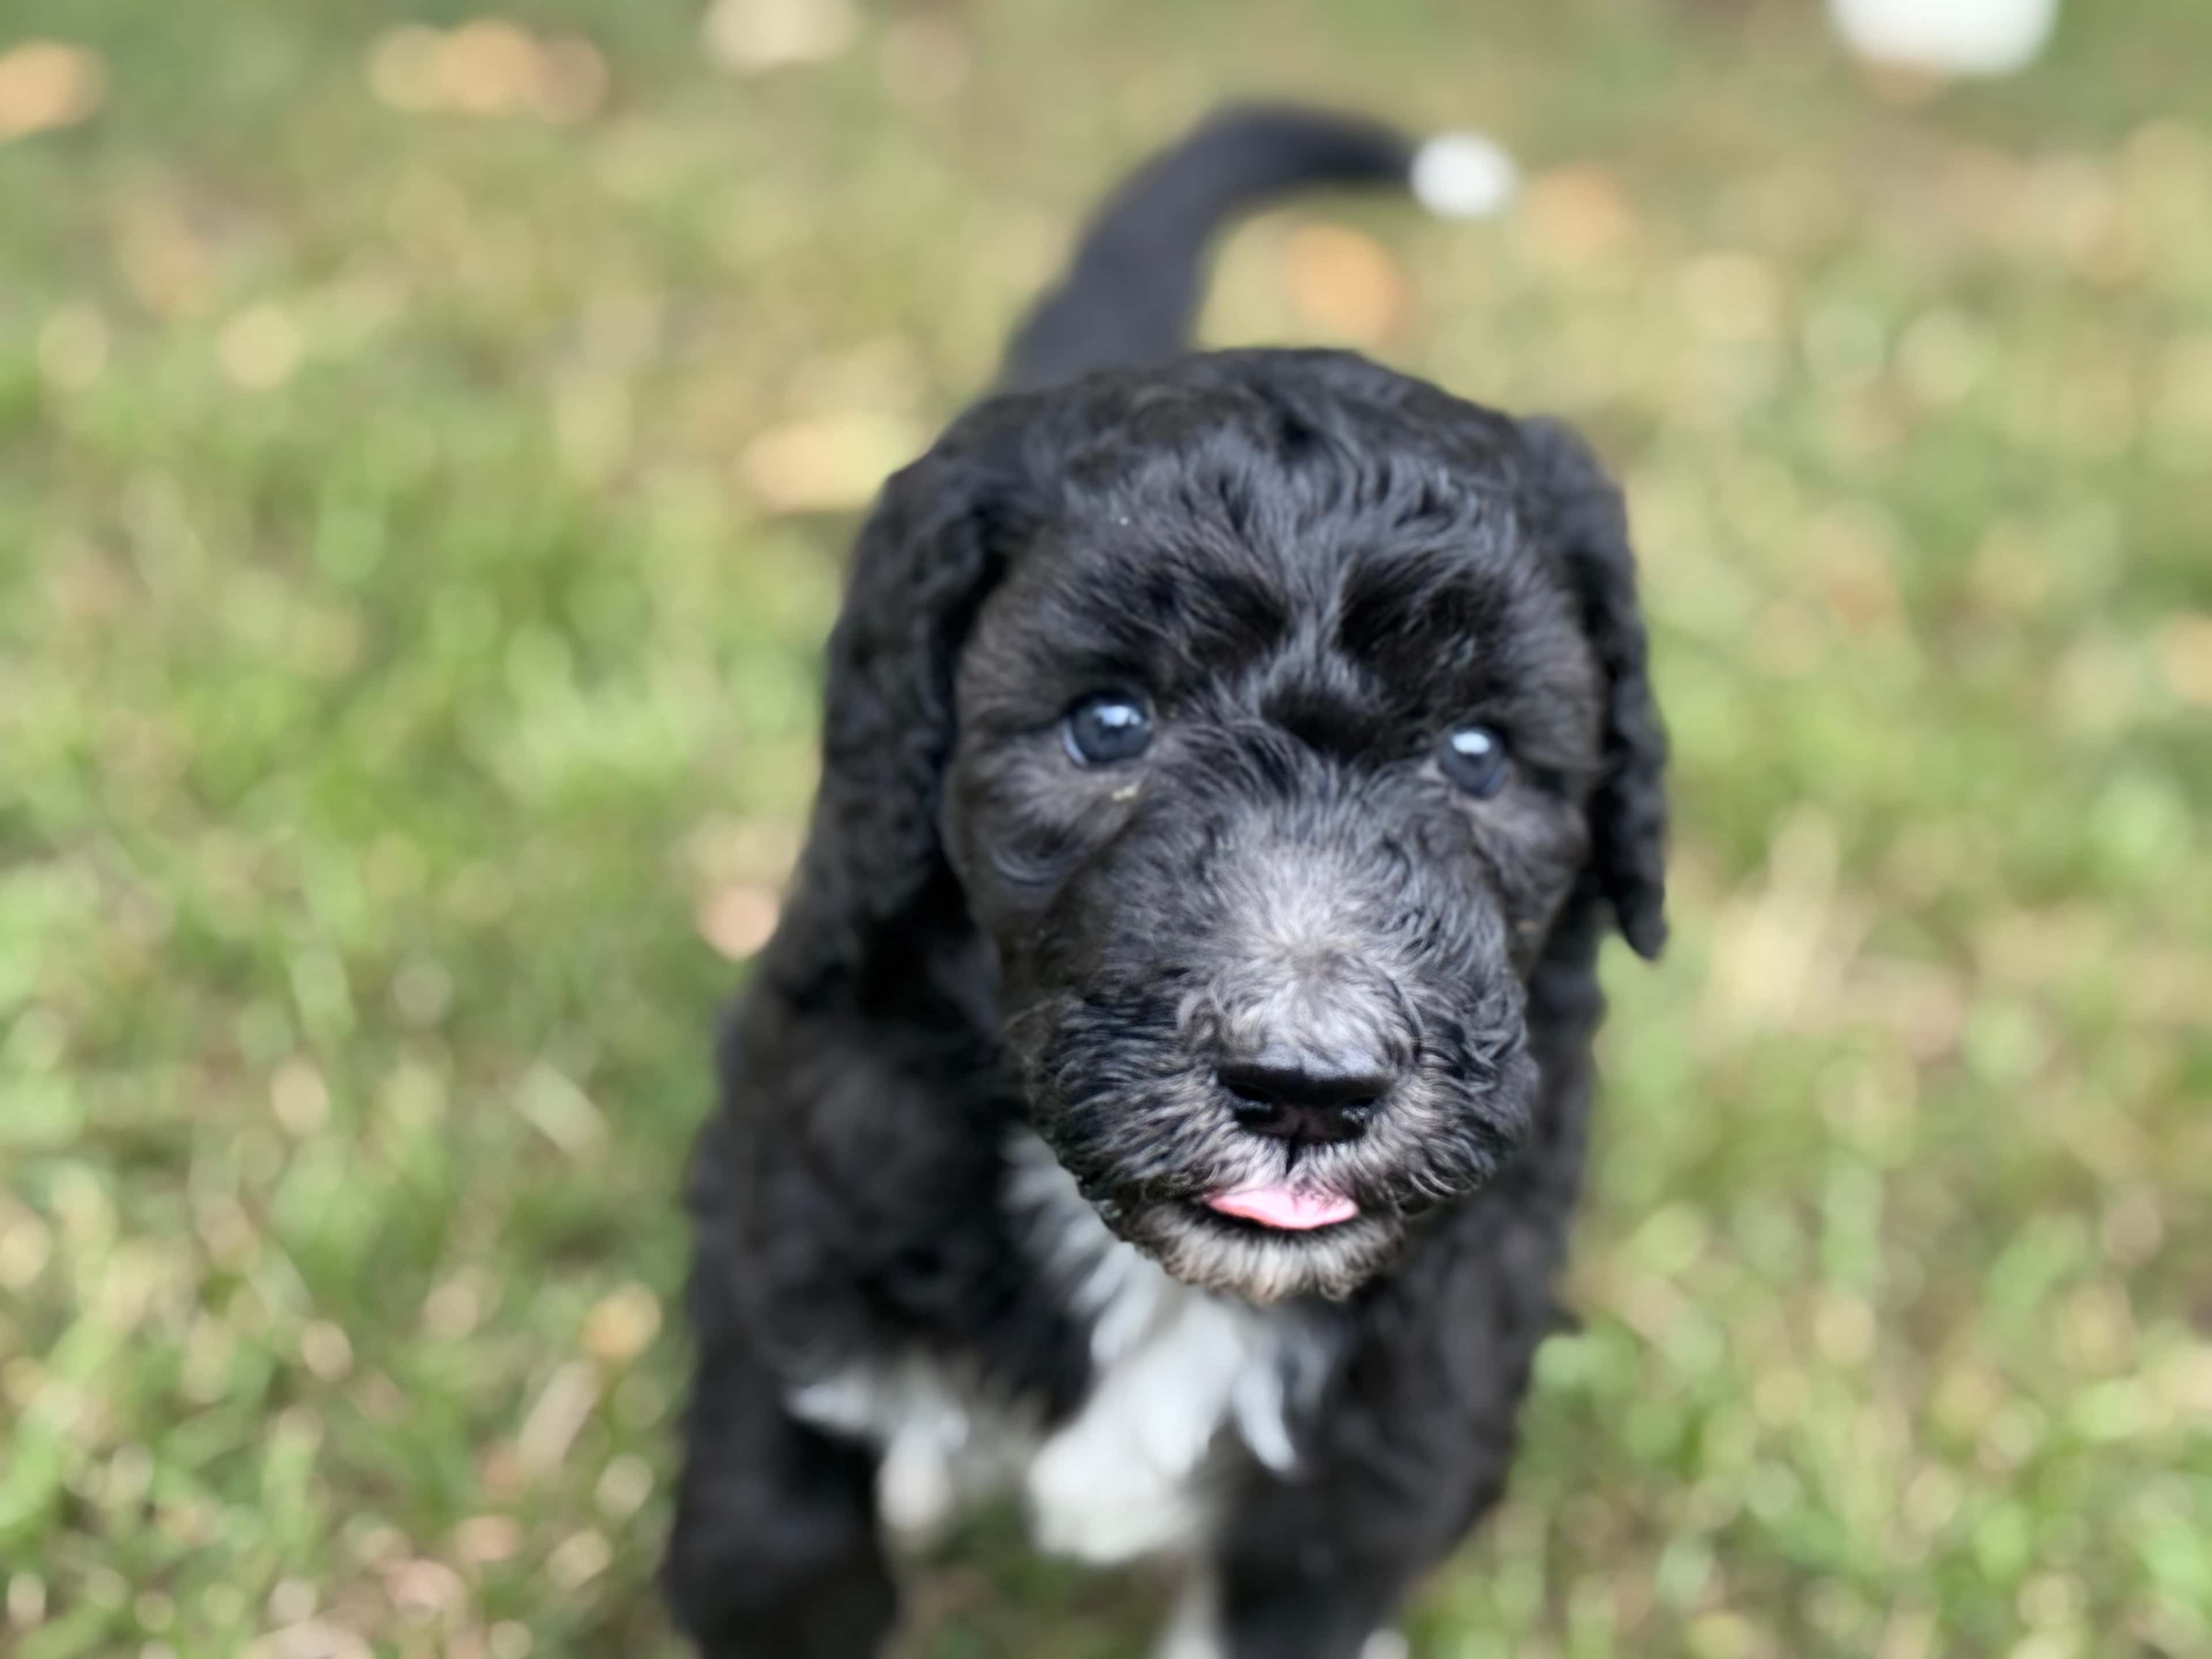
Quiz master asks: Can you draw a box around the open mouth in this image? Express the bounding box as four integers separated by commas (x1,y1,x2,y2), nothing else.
1200,1181,1359,1232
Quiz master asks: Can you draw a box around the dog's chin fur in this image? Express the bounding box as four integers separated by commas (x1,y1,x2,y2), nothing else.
1021,1065,1540,1305
1011,969,1543,1304
1029,1086,1527,1304
1109,1197,1408,1305
1025,1067,1544,1299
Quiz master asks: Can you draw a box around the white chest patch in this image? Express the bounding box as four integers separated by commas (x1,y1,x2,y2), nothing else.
786,1132,1325,1567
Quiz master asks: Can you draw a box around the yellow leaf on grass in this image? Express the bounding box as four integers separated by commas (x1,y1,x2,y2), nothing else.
582,1283,662,1366
366,21,607,121
217,304,304,391
697,883,781,961
738,412,923,513
1521,165,1637,268
517,1359,598,1475
452,1514,524,1565
703,0,857,73
435,19,543,117
0,41,107,141
1281,223,1406,347
2156,612,2212,706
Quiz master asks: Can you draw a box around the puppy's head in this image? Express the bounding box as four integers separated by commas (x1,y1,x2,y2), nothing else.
802,351,1664,1303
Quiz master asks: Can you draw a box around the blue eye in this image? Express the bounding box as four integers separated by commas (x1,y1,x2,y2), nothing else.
1439,726,1509,797
1063,694,1153,766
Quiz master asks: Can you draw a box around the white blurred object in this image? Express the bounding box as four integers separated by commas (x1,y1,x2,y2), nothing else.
701,0,855,73
1828,0,2059,76
1411,132,1520,220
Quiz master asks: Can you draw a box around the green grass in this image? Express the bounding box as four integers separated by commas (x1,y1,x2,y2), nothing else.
3,1,2209,1655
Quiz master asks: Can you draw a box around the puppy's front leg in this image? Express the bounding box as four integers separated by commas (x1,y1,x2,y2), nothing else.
1205,1247,1540,1659
1159,1569,1410,1659
1208,1536,1422,1659
664,1329,897,1659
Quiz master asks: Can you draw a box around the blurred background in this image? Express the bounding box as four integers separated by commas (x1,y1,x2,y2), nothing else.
2,1,2207,1656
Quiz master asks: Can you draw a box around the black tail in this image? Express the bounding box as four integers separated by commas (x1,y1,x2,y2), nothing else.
1002,104,1492,393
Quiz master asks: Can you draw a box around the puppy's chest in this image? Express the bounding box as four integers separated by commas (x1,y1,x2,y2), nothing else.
786,1133,1325,1565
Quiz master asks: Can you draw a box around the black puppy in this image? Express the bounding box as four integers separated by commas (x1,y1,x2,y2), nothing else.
665,105,1666,1659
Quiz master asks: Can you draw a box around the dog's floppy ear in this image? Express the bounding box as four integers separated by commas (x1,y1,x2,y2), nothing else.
1521,416,1668,960
785,409,1030,977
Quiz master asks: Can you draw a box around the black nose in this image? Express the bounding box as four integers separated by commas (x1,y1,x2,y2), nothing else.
1216,1048,1393,1144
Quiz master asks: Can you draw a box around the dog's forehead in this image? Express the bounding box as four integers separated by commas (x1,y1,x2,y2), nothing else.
963,448,1596,731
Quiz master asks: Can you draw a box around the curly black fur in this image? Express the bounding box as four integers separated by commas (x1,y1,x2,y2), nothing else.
665,109,1666,1659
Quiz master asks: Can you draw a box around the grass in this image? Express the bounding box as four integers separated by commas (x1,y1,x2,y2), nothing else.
2,1,2208,1655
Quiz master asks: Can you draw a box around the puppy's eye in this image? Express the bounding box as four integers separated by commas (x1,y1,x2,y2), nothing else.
1439,726,1509,797
1062,694,1153,766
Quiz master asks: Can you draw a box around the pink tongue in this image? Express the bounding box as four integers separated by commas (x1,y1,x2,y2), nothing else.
1205,1183,1359,1231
